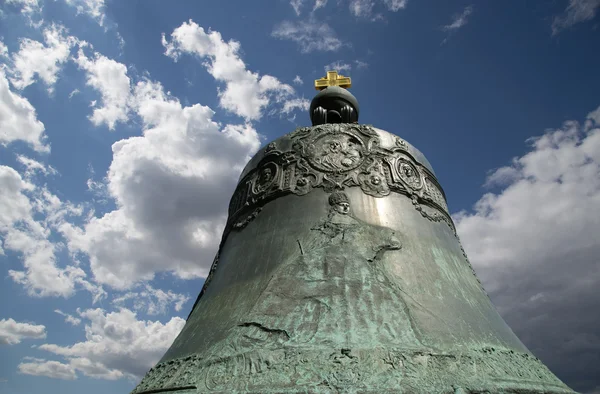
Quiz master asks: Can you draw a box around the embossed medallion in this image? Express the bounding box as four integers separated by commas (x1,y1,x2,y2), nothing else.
252,163,277,194
398,159,422,190
307,133,364,172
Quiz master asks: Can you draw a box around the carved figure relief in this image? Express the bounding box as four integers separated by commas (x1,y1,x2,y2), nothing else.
252,163,276,194
397,159,423,190
195,124,457,320
207,192,425,360
307,133,364,172
329,191,351,215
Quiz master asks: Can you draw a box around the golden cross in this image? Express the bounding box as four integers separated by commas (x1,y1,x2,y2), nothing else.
314,71,352,91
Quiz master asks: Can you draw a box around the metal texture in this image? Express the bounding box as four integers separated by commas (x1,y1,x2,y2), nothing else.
315,71,352,90
310,86,359,126
132,123,576,394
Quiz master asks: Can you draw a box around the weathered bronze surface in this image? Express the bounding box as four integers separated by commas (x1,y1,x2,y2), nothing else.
132,87,576,393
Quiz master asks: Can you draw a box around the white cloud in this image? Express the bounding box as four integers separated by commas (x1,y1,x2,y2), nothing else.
39,308,185,379
552,0,600,34
290,0,329,15
9,24,78,92
482,160,521,188
0,318,46,345
349,0,375,17
272,19,343,53
16,155,57,178
324,60,352,73
86,175,109,204
290,0,304,15
163,20,295,120
6,0,41,17
75,49,131,130
0,165,102,298
314,0,328,11
355,59,369,69
442,5,474,32
0,69,49,152
18,359,77,380
348,0,407,17
62,78,261,289
383,0,408,12
293,75,303,85
454,105,600,389
64,0,106,26
587,106,600,131
54,309,82,326
0,41,8,57
441,5,474,45
282,97,310,114
68,88,80,99
455,115,600,282
112,284,189,315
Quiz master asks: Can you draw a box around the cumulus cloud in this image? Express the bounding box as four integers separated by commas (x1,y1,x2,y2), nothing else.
0,70,48,152
163,20,295,120
18,359,77,380
64,0,106,26
9,24,79,92
293,75,303,85
454,105,600,393
61,78,261,289
0,318,46,345
38,308,185,379
112,284,189,315
75,49,131,129
272,19,343,53
552,0,600,35
0,165,104,298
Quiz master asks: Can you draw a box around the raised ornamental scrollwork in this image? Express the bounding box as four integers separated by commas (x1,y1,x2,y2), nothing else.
132,347,571,394
225,124,452,235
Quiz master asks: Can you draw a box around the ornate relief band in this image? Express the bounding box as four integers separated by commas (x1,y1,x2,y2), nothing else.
131,347,570,394
227,123,454,234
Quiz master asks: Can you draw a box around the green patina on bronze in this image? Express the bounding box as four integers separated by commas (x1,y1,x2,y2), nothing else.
132,85,577,393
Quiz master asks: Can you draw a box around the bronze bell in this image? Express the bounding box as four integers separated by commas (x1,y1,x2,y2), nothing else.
132,80,576,394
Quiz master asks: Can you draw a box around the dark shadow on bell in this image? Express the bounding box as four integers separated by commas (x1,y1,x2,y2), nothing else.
327,110,342,123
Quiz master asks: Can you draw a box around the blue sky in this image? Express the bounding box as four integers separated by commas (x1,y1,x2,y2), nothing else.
0,0,599,393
